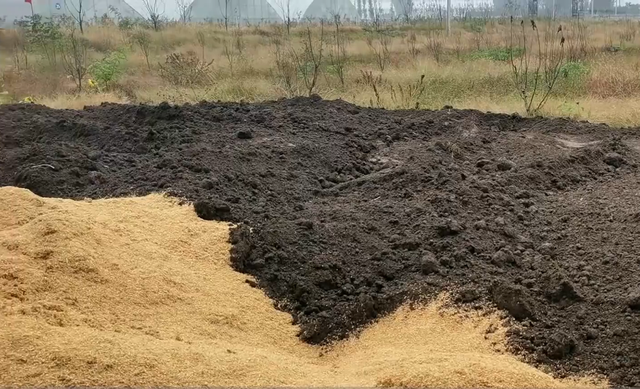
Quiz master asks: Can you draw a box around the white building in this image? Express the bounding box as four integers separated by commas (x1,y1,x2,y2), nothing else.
189,0,282,25
303,0,358,20
0,0,142,28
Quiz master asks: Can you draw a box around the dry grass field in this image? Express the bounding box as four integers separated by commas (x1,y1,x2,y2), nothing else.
2,17,640,125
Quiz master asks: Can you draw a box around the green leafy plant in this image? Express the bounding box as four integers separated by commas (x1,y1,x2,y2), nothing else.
23,15,64,67
560,61,588,79
88,50,127,90
557,61,589,94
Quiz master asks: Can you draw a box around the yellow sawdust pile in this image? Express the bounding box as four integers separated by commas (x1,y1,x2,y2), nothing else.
0,187,605,388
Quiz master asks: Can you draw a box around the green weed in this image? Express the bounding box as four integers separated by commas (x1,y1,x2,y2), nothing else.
89,50,127,90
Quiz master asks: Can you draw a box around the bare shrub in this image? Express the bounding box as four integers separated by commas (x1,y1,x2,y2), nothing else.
390,74,426,109
64,0,86,33
425,30,444,63
196,30,206,62
509,18,566,115
453,30,463,60
366,31,390,72
329,15,348,86
233,28,245,55
565,20,591,62
291,23,325,96
142,0,164,31
60,29,89,92
619,20,637,44
358,69,383,107
8,29,29,73
131,29,152,70
223,38,237,75
158,51,214,87
176,0,192,23
270,35,297,96
407,31,420,61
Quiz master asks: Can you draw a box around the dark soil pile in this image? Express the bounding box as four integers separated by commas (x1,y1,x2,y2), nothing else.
1,97,639,386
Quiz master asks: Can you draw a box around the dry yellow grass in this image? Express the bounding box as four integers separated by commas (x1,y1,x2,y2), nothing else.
35,92,128,109
0,187,606,387
3,20,640,125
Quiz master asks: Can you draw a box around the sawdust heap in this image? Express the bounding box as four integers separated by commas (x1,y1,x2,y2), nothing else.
0,187,604,388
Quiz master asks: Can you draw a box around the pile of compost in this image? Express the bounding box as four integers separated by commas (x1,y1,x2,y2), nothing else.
1,97,639,386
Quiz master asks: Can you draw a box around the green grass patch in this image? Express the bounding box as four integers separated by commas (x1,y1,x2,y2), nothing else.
555,61,589,96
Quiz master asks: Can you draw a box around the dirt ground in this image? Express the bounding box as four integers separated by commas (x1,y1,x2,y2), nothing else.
0,187,602,388
1,97,639,385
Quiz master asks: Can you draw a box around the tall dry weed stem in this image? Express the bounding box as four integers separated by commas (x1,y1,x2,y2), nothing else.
510,18,565,115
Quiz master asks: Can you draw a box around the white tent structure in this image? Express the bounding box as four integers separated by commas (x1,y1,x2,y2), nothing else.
0,0,143,28
302,0,358,20
189,0,282,25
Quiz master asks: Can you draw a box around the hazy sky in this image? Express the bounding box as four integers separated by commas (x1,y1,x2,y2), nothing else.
123,0,423,19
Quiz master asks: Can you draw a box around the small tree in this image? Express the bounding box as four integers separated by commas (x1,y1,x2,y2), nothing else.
398,0,413,23
142,0,164,31
407,31,419,61
196,30,206,62
176,0,193,23
131,29,152,70
291,22,325,96
509,18,566,115
217,0,231,31
271,34,297,96
88,50,127,90
60,28,89,92
329,14,348,86
366,31,390,71
65,0,86,33
277,0,293,34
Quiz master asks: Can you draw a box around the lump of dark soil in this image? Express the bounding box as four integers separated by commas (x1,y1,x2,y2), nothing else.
628,288,640,310
194,200,232,221
492,248,515,266
201,179,216,190
490,281,535,321
245,279,258,288
545,279,583,304
604,152,625,168
420,252,439,275
545,331,578,360
497,158,517,171
585,328,599,340
474,220,487,230
457,287,480,303
297,219,314,230
435,219,463,237
475,159,492,168
538,242,556,256
236,130,254,139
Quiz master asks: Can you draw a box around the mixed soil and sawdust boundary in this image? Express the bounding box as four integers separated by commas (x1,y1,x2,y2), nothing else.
0,187,603,387
1,97,639,385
